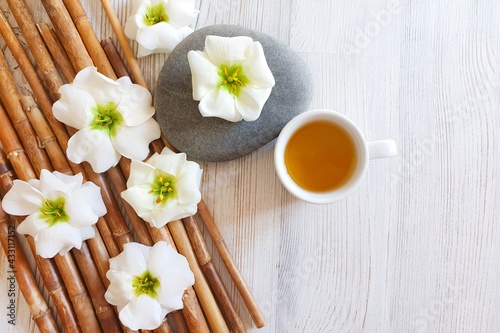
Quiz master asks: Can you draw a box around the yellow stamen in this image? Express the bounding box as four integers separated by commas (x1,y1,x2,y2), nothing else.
224,67,227,75
56,212,61,218
159,176,163,183
220,80,227,86
150,281,153,286
164,182,169,186
232,85,236,93
149,189,155,193
167,188,173,192
145,14,149,19
47,218,52,223
42,211,48,215
145,277,148,283
58,204,63,208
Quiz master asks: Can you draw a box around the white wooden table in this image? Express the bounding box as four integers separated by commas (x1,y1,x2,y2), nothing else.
0,0,499,332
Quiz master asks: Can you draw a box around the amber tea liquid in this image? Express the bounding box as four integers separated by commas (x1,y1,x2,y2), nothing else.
284,120,358,192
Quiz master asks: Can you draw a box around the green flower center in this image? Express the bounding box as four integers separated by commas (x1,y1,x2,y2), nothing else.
149,173,176,205
218,64,248,96
132,270,160,298
143,4,169,26
39,198,69,227
90,102,123,137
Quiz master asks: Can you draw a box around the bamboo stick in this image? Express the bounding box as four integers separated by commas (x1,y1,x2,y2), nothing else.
101,37,130,78
0,147,80,332
183,216,246,333
0,151,59,333
40,0,93,73
198,201,266,328
20,96,71,175
99,0,147,87
61,0,117,78
168,220,230,333
37,23,77,83
0,52,52,177
0,9,69,149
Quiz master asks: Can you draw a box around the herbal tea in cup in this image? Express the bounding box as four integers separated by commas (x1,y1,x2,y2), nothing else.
274,109,397,204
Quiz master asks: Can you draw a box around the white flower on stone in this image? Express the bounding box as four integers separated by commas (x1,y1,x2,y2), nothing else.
53,67,161,173
124,0,199,57
105,241,194,330
187,35,276,122
121,148,202,228
1,170,106,258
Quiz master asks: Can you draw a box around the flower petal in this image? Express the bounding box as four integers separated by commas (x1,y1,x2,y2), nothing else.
204,35,253,66
146,152,186,178
125,14,141,40
34,223,83,258
127,160,156,188
39,169,78,199
117,84,155,126
198,88,241,122
72,67,122,107
148,242,194,278
80,226,95,242
53,85,96,129
165,0,198,28
1,180,44,216
157,272,193,312
119,294,163,331
244,42,276,88
137,44,155,58
234,86,273,121
151,199,196,227
187,50,220,101
121,186,156,224
136,23,182,54
17,213,50,237
66,182,106,227
109,242,149,276
66,127,121,173
176,161,202,205
105,270,135,307
111,118,161,161
52,172,84,190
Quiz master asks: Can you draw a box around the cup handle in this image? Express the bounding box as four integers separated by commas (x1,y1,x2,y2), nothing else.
367,140,397,160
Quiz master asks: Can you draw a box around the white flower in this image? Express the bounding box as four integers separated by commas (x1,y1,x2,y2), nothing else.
124,0,199,57
121,148,202,228
187,35,276,122
105,241,194,330
53,67,161,173
1,170,106,258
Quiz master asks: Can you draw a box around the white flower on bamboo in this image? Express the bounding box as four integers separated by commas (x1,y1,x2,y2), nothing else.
124,0,199,57
1,170,106,258
188,35,275,122
105,241,194,330
52,67,161,173
121,148,202,228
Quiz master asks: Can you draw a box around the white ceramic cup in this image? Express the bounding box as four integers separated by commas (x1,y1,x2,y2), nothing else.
274,109,397,204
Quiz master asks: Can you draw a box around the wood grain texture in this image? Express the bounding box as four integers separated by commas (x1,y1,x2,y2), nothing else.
1,0,499,332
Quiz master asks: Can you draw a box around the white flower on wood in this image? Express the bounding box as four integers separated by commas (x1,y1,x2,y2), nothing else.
121,148,202,228
52,67,161,173
188,35,275,122
124,0,199,57
1,170,106,258
105,241,194,330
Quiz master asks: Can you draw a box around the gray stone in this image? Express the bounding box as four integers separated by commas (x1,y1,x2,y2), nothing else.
154,24,313,162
